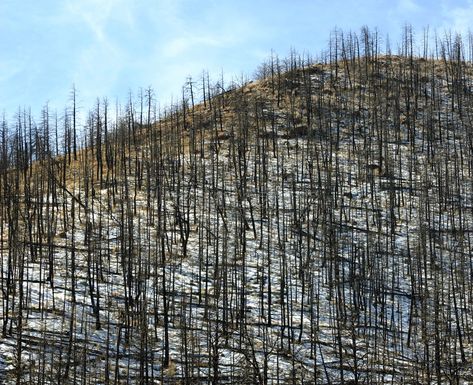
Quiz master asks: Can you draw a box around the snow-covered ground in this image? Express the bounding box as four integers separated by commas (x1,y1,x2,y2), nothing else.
1,56,473,384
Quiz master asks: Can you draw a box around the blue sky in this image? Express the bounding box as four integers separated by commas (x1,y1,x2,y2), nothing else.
0,0,472,119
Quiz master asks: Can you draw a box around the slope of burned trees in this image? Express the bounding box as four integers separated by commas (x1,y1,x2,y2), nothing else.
1,27,473,384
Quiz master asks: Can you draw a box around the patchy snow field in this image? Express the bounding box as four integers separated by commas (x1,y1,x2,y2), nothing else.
1,53,473,384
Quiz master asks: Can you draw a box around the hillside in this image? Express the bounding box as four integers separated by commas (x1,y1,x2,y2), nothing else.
1,30,473,384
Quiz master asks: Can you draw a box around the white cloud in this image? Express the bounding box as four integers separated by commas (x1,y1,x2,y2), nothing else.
397,0,421,13
0,59,23,83
56,0,139,109
162,35,229,58
442,0,473,37
63,0,135,42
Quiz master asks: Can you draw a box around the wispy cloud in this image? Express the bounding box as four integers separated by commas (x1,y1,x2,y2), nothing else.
64,0,135,41
3,0,473,117
441,0,473,37
162,35,235,58
54,0,141,108
397,0,422,13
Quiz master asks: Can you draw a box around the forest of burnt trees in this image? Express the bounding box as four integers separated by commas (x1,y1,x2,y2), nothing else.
1,26,473,384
